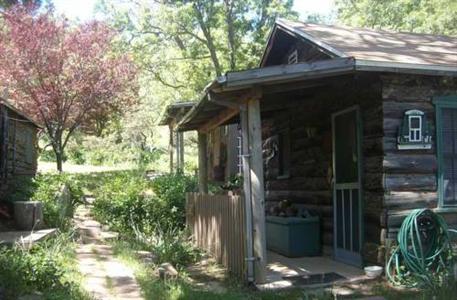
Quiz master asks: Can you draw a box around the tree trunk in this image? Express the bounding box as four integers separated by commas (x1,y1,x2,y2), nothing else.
193,2,223,76
52,135,64,173
55,150,63,172
224,0,236,71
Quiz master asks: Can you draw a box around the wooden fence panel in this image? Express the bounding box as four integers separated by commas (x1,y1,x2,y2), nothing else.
186,192,246,279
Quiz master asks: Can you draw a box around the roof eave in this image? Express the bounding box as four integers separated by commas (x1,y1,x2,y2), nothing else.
0,98,41,128
355,59,457,76
178,58,356,131
158,102,195,126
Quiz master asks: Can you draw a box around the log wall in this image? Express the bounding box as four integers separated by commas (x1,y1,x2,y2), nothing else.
0,106,38,200
261,75,384,263
381,74,457,241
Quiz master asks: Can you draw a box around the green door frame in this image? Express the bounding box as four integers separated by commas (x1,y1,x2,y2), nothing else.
331,105,364,267
434,95,457,208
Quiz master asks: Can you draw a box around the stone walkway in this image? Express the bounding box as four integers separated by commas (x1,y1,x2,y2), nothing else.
75,204,144,300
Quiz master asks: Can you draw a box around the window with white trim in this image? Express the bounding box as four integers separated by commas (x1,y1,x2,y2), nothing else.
408,115,422,142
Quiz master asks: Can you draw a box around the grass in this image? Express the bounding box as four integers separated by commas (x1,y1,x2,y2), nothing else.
109,239,325,300
370,281,457,300
110,238,457,300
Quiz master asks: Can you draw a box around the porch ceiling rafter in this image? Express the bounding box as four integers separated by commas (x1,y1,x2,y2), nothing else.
198,107,239,133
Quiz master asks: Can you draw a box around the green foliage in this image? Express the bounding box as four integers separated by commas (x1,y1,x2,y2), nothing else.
9,173,84,229
41,131,162,169
93,171,197,234
150,226,199,267
336,0,457,35
150,172,198,228
39,147,58,162
92,171,199,267
92,171,151,234
34,174,84,229
92,1,298,170
0,232,90,300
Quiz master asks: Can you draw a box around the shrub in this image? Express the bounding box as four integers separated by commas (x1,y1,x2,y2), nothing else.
92,171,200,267
92,170,151,234
33,174,84,229
93,171,197,235
150,172,197,228
8,173,84,230
148,226,200,268
0,232,89,299
38,147,57,162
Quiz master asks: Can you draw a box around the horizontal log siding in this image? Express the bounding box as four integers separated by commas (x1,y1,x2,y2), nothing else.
0,107,37,199
186,192,246,279
262,75,384,262
381,75,457,241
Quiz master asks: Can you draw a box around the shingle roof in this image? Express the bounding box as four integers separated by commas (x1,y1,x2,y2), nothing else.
158,102,194,126
277,19,457,67
0,98,40,128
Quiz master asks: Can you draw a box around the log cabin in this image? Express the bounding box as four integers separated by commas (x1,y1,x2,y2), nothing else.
171,19,457,284
0,99,39,199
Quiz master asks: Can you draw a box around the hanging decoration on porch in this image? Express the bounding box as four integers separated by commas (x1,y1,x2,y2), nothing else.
262,135,278,170
397,110,432,150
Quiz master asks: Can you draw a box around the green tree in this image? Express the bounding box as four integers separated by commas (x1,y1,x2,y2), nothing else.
336,0,457,35
97,0,297,166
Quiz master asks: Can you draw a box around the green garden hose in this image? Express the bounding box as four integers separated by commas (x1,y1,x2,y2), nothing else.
386,209,456,289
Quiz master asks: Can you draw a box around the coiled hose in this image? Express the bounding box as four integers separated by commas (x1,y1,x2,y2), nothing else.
386,209,456,289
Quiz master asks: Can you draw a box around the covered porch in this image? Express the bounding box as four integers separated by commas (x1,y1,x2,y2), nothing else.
179,58,384,285
263,250,366,290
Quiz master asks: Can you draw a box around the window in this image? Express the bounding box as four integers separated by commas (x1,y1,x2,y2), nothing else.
397,110,431,150
278,130,290,178
288,50,298,64
409,115,422,142
436,96,457,207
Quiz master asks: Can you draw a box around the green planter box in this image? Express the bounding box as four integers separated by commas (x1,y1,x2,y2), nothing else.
266,216,321,257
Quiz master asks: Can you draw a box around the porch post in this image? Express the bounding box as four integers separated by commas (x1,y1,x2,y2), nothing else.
241,97,267,284
178,132,184,170
168,124,175,173
198,131,208,193
176,131,184,171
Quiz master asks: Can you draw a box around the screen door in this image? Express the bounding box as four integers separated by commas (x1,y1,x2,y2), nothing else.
332,106,363,267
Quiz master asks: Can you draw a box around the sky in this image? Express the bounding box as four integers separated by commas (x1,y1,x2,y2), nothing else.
53,0,335,21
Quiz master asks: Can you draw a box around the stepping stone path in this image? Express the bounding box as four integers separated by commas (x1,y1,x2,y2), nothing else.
74,201,144,300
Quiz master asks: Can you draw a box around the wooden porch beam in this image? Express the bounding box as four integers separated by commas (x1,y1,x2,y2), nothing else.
198,107,239,133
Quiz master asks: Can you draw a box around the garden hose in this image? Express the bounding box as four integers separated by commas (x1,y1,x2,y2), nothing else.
386,209,456,289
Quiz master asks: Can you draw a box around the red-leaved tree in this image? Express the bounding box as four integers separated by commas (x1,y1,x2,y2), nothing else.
0,5,138,171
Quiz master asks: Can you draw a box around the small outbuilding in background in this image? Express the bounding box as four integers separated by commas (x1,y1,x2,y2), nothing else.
0,99,39,199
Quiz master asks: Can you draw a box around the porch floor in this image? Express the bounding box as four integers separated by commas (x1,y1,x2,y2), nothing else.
258,250,368,290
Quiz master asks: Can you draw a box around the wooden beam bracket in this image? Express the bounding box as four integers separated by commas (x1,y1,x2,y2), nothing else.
208,92,240,110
